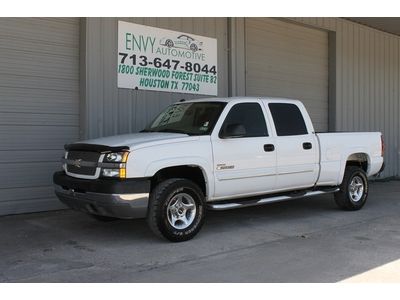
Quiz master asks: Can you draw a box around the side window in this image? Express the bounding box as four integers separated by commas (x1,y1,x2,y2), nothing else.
220,103,268,138
268,103,308,136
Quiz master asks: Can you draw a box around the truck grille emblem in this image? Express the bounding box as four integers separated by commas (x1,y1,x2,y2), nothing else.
72,159,82,168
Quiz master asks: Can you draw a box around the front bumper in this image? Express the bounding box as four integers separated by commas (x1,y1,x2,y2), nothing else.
53,171,150,219
378,162,385,174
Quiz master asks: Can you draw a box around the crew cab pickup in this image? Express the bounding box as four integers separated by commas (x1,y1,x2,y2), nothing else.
53,97,384,242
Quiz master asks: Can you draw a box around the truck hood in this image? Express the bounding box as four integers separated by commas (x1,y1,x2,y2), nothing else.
78,132,192,149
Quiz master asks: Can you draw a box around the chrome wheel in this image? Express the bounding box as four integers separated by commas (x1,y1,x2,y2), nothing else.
167,193,197,230
348,175,364,202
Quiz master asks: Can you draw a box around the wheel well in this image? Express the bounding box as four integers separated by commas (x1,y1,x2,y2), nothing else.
151,165,207,196
346,153,369,172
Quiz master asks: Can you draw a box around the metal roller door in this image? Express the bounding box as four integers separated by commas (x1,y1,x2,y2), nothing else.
245,18,329,132
0,18,80,215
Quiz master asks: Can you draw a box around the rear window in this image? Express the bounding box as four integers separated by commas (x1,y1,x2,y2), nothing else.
268,103,308,136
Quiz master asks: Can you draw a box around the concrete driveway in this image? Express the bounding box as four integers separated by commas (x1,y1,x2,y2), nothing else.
0,181,399,282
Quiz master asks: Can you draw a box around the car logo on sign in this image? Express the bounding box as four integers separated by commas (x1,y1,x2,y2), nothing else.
72,159,82,168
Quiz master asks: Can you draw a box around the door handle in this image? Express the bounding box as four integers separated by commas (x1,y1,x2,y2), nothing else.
264,144,275,152
303,142,312,150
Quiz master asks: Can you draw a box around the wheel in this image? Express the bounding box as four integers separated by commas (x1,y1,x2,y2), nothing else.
147,178,206,242
190,43,198,52
334,166,369,210
165,39,174,48
89,214,119,222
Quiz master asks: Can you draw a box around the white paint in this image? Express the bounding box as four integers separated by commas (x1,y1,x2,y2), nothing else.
65,97,384,201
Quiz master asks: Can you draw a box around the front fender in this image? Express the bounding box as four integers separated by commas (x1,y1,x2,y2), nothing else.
144,156,214,198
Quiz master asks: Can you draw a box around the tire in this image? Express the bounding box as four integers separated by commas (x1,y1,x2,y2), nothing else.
147,178,206,242
166,39,174,48
190,43,198,52
89,214,119,222
334,166,369,211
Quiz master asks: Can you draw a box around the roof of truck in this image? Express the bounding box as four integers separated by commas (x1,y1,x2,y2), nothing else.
181,96,302,104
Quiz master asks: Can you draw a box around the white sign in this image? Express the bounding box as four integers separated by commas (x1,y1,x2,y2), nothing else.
117,21,218,95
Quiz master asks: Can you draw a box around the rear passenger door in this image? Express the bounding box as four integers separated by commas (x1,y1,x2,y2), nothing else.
267,103,319,191
211,102,277,199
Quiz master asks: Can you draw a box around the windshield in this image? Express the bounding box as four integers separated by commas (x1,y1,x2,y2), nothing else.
143,102,226,136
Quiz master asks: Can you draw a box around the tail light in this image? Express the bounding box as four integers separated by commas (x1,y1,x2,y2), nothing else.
381,135,385,157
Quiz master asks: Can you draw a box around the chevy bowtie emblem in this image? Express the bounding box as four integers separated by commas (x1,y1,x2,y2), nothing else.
72,159,82,168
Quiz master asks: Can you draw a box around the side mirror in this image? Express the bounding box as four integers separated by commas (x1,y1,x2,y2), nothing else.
221,123,246,138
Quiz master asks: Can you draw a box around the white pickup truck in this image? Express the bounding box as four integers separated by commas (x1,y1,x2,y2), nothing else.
53,97,384,242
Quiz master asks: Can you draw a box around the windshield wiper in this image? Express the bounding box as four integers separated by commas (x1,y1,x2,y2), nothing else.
156,129,189,134
140,128,191,135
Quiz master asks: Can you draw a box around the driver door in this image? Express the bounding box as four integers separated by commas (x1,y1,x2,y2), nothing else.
211,102,277,199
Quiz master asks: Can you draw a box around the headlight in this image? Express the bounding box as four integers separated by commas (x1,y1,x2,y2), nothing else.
102,151,129,178
105,152,125,162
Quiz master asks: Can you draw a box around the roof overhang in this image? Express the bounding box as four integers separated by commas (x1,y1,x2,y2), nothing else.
346,18,400,36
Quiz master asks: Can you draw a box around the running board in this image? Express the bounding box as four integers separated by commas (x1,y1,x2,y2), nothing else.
207,187,340,211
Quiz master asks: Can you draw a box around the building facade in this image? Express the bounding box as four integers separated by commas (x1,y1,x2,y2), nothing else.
0,17,398,215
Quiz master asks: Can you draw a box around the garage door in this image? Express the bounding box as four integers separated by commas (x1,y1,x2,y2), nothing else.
245,18,328,132
0,18,80,215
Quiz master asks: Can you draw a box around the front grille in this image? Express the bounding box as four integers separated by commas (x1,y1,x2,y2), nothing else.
66,151,101,176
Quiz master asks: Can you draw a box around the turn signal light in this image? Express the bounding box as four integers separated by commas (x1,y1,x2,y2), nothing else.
121,152,129,163
119,167,126,179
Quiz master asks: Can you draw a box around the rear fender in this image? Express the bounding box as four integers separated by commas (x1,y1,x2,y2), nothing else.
337,150,370,184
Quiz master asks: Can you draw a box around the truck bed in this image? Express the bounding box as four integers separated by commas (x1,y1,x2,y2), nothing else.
316,132,383,186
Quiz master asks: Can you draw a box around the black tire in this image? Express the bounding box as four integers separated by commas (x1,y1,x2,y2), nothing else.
190,43,198,52
147,178,206,242
166,39,174,48
89,214,119,222
334,166,369,211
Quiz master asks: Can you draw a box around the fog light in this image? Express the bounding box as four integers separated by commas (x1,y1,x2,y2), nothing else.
102,168,120,177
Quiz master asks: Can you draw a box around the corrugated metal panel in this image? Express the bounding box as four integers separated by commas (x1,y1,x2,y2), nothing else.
245,18,329,132
286,18,400,178
83,17,229,139
0,18,80,215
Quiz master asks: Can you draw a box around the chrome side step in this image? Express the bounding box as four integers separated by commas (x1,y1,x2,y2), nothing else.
207,188,340,211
